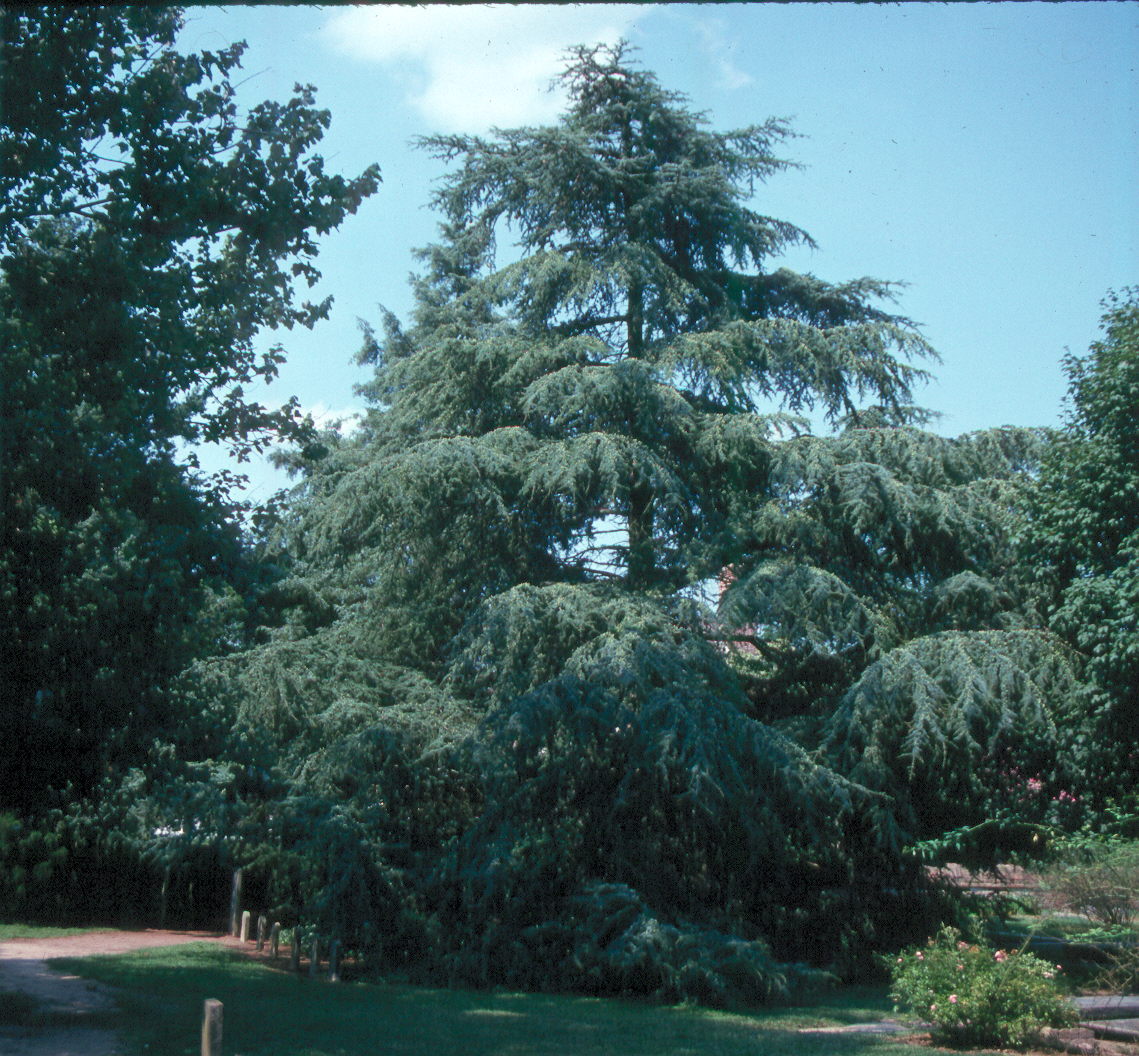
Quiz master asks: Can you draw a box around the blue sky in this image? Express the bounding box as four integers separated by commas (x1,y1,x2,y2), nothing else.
179,3,1138,501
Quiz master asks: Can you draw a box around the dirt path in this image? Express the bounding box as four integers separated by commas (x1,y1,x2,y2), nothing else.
0,929,228,1056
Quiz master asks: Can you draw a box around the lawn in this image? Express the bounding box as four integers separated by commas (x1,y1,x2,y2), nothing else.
0,922,105,941
50,943,1019,1056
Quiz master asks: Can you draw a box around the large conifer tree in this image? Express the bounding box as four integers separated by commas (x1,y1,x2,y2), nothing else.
232,44,944,993
355,43,932,594
211,44,1092,997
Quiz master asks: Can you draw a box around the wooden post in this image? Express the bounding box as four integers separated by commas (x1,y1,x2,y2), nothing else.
290,928,301,973
270,921,280,959
228,869,243,937
256,914,267,951
240,909,251,943
329,939,341,983
309,934,320,978
201,998,223,1056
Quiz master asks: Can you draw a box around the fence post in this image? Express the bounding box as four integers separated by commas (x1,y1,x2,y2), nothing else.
240,910,251,943
270,921,281,959
309,934,320,978
201,998,223,1056
256,914,267,951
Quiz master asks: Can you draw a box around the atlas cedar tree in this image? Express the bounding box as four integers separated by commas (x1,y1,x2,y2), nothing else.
133,43,1102,994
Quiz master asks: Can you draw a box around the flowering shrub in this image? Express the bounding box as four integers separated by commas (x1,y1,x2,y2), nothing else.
890,927,1077,1048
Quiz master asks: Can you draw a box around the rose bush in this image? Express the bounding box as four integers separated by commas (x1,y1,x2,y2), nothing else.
890,926,1076,1048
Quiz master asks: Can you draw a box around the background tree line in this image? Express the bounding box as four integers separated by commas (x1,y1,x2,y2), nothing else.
2,8,1135,1005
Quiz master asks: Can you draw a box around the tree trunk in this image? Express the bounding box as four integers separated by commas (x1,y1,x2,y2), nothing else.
627,481,654,589
228,868,243,937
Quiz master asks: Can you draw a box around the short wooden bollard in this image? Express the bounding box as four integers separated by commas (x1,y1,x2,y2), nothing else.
290,930,301,972
270,921,280,959
256,914,267,952
309,935,320,978
201,998,223,1056
329,939,341,983
240,909,251,943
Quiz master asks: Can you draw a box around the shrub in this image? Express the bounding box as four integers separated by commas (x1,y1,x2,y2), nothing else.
1045,840,1139,928
890,926,1077,1048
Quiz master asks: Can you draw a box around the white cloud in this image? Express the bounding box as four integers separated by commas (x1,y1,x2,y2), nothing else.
693,16,754,91
323,4,648,131
305,401,365,435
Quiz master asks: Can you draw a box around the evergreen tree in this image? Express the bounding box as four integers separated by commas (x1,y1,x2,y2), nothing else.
361,42,933,595
180,42,1107,996
297,46,1077,865
719,423,1049,723
719,417,1097,851
234,43,953,995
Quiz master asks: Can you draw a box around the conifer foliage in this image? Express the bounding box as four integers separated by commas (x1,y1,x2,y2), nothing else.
180,44,1097,998
225,43,954,996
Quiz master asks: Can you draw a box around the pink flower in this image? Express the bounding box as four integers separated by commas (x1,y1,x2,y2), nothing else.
916,951,924,961
956,963,964,971
949,994,958,1004
957,940,969,950
994,950,1008,962
1044,971,1054,979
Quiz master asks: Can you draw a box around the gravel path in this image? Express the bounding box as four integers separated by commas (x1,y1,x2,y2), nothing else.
0,929,227,1056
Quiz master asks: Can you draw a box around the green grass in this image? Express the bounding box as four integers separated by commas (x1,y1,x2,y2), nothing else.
49,943,1019,1056
995,913,1096,939
0,922,106,941
0,988,43,1026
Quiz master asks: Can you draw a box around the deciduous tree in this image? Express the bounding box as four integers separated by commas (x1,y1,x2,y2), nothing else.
1026,289,1139,792
0,7,379,809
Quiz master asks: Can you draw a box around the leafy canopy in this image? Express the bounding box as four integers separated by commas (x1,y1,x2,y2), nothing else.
1026,289,1139,782
0,7,379,809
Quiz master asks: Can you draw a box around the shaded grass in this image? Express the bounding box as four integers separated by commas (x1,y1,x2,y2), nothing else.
995,913,1100,939
0,922,105,941
49,943,1021,1056
0,988,42,1026
0,987,120,1031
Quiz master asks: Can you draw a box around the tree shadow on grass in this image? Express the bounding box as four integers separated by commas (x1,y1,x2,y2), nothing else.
51,945,935,1056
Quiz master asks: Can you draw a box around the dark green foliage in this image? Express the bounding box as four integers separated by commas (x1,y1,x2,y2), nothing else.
214,42,953,996
0,804,227,928
1027,290,1139,769
719,425,1047,722
0,7,378,810
437,591,927,980
713,419,1106,850
151,42,1096,1002
825,630,1087,840
460,879,832,1006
